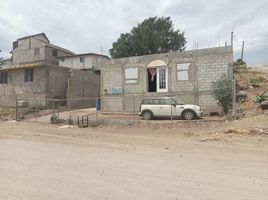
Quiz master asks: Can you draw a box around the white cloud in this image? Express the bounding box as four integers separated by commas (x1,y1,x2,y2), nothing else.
0,0,267,64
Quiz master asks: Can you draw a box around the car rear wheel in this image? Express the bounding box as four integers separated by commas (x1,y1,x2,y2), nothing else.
142,111,153,120
182,110,195,120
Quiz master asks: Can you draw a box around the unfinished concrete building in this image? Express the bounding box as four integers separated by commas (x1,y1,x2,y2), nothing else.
101,46,233,114
0,33,109,108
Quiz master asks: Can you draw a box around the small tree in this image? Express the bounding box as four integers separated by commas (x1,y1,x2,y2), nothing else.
233,58,246,66
212,75,233,114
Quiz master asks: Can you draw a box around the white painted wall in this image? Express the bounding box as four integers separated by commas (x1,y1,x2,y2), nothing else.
59,56,94,69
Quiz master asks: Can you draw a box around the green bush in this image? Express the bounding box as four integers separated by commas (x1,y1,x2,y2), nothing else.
250,78,262,88
233,59,246,66
255,92,268,104
236,91,247,103
212,75,233,114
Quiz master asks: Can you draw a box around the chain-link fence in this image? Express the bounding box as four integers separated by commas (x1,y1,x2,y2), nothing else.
15,97,142,126
15,85,237,127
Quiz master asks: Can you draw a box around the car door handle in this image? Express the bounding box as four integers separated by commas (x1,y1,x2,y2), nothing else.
180,107,184,108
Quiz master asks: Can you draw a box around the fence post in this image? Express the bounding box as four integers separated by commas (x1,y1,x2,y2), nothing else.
170,96,173,122
15,97,18,121
133,98,135,126
57,100,60,120
35,100,38,122
52,100,55,115
232,78,236,120
96,98,100,122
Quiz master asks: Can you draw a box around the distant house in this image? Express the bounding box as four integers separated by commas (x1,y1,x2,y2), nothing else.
58,53,110,108
100,46,233,114
59,53,110,71
0,33,109,108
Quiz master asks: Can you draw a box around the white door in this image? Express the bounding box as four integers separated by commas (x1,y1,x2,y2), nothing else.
157,68,168,92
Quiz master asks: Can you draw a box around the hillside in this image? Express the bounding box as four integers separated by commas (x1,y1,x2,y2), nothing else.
235,64,268,116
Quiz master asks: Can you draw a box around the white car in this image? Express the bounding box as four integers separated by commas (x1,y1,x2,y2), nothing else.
139,97,203,120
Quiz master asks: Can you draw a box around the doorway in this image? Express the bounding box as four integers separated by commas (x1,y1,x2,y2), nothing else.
147,68,168,92
147,68,157,92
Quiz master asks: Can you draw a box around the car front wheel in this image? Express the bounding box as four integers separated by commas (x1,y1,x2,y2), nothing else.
182,110,195,120
142,111,153,120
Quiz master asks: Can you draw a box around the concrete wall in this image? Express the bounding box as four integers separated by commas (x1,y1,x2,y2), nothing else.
101,46,233,113
13,37,47,64
44,46,73,65
46,66,70,99
0,67,47,107
66,70,100,109
59,55,109,70
0,66,71,107
12,36,73,65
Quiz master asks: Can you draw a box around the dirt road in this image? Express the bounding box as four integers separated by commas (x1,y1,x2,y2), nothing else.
0,121,268,200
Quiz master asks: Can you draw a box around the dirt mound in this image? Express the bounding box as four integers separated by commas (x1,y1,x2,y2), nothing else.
235,66,268,115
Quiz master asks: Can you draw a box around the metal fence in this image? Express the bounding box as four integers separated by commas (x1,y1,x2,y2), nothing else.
15,87,237,127
15,97,141,127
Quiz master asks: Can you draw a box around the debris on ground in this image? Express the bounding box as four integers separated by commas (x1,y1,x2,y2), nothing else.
59,125,74,129
225,128,268,135
260,101,268,110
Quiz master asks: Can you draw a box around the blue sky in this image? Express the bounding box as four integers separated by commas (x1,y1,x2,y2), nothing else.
0,0,267,65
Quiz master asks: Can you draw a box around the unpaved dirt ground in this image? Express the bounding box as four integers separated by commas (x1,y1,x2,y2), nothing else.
0,117,268,200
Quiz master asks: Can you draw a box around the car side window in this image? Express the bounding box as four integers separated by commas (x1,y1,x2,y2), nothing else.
143,99,156,105
158,99,166,105
159,99,177,105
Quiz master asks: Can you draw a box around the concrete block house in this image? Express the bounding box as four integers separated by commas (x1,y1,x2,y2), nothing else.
0,33,109,108
101,46,233,114
0,33,74,107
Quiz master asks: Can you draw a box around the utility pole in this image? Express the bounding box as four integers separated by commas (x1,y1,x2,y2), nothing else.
241,41,245,61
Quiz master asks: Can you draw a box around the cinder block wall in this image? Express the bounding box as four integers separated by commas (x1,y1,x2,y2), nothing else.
12,37,46,64
0,67,47,107
101,46,232,113
66,70,100,109
46,66,70,99
0,66,71,107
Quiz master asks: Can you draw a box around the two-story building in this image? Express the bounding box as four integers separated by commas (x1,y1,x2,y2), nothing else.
0,33,109,108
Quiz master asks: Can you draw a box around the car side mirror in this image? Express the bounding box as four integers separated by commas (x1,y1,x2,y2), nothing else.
172,103,176,107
